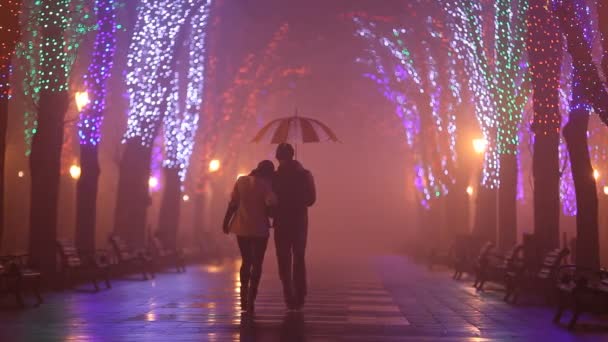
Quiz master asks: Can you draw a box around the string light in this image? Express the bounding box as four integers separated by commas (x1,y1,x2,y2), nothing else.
443,0,530,189
78,0,117,146
17,0,94,154
553,0,608,126
0,0,21,102
354,15,463,207
162,0,212,182
125,0,196,148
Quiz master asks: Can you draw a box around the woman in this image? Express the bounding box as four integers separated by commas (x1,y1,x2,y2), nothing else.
222,160,277,313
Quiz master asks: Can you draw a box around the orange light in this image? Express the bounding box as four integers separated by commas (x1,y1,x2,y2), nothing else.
603,186,608,196
209,159,221,173
466,186,474,196
472,138,487,154
182,194,190,202
593,169,600,180
69,165,81,180
75,91,90,111
148,176,159,189
17,170,24,178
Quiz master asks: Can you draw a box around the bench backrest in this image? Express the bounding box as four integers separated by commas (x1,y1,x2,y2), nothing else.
151,237,168,255
56,239,82,268
109,235,132,261
497,244,524,269
538,248,570,280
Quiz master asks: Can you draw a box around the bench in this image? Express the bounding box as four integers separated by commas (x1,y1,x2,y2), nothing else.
150,236,186,273
553,266,608,329
109,234,155,280
452,237,489,280
474,244,523,291
0,255,43,307
56,239,111,291
504,247,570,304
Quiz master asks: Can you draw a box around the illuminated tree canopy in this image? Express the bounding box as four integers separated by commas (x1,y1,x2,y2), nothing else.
355,15,465,208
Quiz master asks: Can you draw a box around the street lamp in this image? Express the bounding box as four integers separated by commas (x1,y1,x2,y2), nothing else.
466,186,474,196
75,91,90,111
69,164,81,180
148,176,159,190
472,138,487,154
209,159,221,173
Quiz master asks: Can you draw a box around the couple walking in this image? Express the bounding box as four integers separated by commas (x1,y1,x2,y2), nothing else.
222,143,316,314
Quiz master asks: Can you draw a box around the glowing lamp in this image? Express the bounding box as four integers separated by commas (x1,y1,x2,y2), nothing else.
604,186,608,196
17,171,24,178
466,186,474,196
472,138,487,154
148,176,159,189
182,194,190,202
75,91,90,111
594,169,600,180
209,159,221,173
69,165,81,180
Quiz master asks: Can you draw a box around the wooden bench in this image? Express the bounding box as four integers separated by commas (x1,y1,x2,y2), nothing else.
452,237,489,280
473,244,523,291
56,239,111,291
504,247,570,304
150,236,186,273
109,235,154,280
0,255,43,307
553,266,608,329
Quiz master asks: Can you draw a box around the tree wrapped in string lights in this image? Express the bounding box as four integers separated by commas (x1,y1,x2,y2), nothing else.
526,0,563,253
0,0,21,250
553,0,608,269
17,0,93,155
158,0,212,250
23,0,83,272
443,0,529,248
219,24,290,173
115,0,211,247
354,17,463,211
75,0,118,252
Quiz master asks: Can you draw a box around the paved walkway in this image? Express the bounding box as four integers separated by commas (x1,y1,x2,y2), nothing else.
1,253,607,341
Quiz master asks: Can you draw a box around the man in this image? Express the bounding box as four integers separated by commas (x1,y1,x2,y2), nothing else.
273,143,316,311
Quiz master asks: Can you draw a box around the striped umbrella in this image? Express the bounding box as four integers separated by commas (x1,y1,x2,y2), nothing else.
251,115,339,144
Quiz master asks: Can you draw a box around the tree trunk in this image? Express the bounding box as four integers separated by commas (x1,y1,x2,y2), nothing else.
113,140,152,248
532,133,561,253
564,75,599,269
498,153,517,250
157,167,181,249
473,187,497,244
527,0,563,255
75,145,100,252
0,0,22,251
0,95,6,250
29,91,68,273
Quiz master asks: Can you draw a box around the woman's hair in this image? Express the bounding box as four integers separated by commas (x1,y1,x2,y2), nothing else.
251,160,275,179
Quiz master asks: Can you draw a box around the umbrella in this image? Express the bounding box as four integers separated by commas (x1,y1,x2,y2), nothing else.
251,112,339,145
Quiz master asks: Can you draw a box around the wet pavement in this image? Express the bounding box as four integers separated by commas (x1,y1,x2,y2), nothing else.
1,252,608,341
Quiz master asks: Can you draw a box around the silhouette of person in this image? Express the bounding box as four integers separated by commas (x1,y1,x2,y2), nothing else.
223,160,277,314
273,143,316,310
